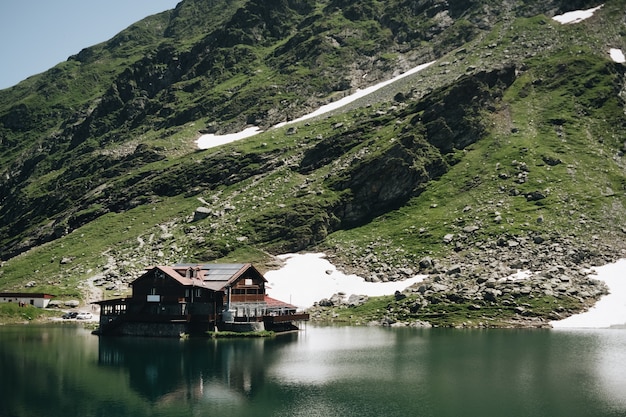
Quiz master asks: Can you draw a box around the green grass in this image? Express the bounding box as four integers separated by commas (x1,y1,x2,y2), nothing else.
2,0,626,331
0,304,61,324
322,44,626,268
0,194,197,297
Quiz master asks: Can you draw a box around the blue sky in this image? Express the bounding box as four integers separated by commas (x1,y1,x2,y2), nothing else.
0,0,181,89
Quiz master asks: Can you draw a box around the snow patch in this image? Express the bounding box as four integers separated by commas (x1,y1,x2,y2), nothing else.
196,126,262,150
499,270,533,282
275,61,435,128
265,253,626,327
264,253,425,309
610,48,625,63
196,61,436,149
552,4,603,24
551,259,626,328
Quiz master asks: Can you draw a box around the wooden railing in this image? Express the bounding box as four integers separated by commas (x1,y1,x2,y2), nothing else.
263,313,310,323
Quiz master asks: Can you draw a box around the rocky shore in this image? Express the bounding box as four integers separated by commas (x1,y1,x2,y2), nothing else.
313,233,626,328
50,224,625,329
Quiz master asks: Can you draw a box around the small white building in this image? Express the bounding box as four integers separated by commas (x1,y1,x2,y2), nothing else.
0,292,55,308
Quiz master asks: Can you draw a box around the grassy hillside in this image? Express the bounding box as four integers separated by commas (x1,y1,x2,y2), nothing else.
1,0,625,325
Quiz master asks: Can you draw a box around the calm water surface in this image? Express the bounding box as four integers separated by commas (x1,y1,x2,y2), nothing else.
1,324,625,417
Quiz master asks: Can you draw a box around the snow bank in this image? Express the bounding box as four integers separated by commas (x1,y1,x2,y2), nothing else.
196,126,261,150
275,61,435,128
552,4,603,24
265,253,626,327
196,60,435,149
551,259,626,328
610,48,625,63
264,253,425,309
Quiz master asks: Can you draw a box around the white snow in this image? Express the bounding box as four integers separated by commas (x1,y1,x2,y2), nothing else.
196,126,262,150
499,270,533,282
552,4,603,24
551,259,626,328
274,61,435,128
264,253,626,328
196,60,435,149
610,48,626,63
264,253,425,309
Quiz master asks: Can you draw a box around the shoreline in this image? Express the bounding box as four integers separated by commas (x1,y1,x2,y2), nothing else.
266,252,626,329
550,259,626,329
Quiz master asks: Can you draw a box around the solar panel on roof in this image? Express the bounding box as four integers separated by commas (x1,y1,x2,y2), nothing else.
173,263,246,269
171,263,247,282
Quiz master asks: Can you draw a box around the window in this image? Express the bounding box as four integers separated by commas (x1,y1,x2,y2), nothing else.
244,278,253,286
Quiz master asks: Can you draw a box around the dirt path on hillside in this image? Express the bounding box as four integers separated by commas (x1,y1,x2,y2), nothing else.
80,254,117,314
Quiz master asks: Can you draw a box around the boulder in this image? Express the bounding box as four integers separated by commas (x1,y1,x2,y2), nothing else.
394,291,407,301
526,190,547,201
483,288,501,301
348,294,369,306
419,256,434,270
193,207,211,221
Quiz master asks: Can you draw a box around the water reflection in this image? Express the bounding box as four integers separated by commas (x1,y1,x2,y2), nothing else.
1,325,626,417
97,332,300,406
554,329,626,412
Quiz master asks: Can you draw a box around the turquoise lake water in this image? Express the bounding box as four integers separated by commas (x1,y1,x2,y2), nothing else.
1,324,625,417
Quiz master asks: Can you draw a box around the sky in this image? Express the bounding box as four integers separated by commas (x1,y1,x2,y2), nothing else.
0,0,181,90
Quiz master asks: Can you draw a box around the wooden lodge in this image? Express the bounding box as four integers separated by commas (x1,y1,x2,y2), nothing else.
94,263,308,337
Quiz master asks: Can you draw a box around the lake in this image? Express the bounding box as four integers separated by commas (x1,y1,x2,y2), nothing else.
1,324,625,417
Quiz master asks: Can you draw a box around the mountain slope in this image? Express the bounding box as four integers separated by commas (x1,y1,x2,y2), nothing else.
1,0,625,326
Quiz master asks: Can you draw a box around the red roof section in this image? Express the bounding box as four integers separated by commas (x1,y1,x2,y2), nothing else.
1,292,55,299
264,295,298,310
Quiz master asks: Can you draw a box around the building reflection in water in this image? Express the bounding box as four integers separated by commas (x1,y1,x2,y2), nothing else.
97,332,300,405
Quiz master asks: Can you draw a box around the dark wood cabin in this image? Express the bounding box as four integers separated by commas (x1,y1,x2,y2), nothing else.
94,263,308,336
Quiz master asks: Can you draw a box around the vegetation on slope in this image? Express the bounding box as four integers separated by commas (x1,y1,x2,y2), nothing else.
1,0,626,326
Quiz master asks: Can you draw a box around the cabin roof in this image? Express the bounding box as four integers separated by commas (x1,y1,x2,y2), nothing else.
135,263,266,292
264,295,298,310
174,263,249,282
0,292,55,299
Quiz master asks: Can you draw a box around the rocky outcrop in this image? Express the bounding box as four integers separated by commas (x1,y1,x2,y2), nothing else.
315,231,623,327
329,135,448,227
325,67,516,228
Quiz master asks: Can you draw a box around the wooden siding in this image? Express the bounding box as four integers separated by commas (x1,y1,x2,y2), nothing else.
227,272,266,303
